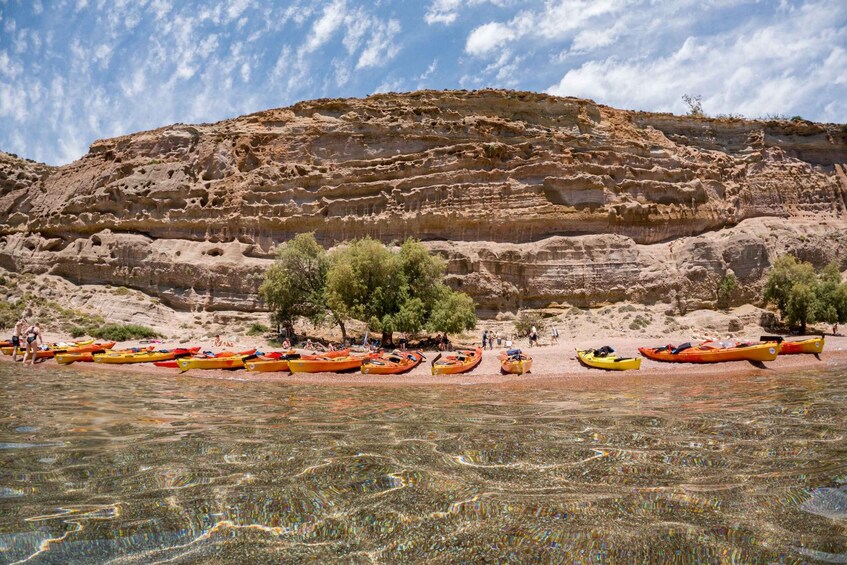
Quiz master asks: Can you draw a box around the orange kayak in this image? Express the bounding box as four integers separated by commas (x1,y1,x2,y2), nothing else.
361,351,424,375
156,349,258,368
289,354,371,373
498,350,532,374
778,336,824,355
432,348,483,375
639,341,779,363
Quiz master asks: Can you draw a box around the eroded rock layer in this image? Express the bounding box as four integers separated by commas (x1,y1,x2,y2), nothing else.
1,90,846,313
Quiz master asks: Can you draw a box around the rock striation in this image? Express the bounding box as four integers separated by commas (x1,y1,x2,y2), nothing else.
1,89,846,314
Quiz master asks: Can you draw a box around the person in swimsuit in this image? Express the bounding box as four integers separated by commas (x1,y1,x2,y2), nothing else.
21,321,43,366
11,316,26,362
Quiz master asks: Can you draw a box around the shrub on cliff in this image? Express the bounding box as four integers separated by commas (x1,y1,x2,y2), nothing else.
764,255,847,333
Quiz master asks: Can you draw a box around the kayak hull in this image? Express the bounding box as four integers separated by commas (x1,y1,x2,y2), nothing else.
94,347,200,364
177,354,253,371
501,357,532,374
289,356,367,373
779,337,824,355
639,342,779,363
577,349,641,371
432,348,483,375
361,351,424,375
245,358,291,372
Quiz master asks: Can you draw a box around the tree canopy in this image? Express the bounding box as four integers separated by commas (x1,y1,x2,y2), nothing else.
261,235,477,344
763,255,847,333
259,233,335,338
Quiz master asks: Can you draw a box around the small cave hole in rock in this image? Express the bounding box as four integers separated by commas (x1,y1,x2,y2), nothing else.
91,236,102,247
207,248,223,257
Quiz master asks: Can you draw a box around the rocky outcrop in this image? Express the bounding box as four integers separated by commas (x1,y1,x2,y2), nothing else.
1,90,845,314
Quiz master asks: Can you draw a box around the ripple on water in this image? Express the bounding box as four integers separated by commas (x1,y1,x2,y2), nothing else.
0,364,846,562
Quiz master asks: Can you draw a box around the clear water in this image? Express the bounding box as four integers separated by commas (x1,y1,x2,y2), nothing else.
1,364,846,564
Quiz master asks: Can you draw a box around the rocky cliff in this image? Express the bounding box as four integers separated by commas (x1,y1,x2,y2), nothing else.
1,89,846,315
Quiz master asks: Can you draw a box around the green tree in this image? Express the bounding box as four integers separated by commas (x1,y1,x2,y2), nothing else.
717,272,737,309
326,237,476,344
763,255,846,333
764,255,816,312
785,282,818,334
426,289,477,334
259,233,346,340
816,262,847,332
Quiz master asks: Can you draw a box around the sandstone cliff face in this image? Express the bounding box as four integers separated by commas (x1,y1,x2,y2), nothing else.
1,90,845,314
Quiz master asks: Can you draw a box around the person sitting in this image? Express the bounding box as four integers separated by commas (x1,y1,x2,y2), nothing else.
213,335,223,347
281,338,291,349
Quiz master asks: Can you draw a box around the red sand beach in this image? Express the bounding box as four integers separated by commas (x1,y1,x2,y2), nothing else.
7,334,846,388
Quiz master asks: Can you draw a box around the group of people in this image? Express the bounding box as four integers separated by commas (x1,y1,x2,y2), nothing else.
480,329,504,350
10,314,43,366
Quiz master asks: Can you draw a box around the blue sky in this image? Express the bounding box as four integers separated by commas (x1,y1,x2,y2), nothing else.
1,0,845,165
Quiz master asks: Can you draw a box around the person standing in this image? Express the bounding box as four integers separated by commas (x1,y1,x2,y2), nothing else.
551,325,559,345
481,329,488,350
496,331,502,348
11,316,26,362
21,321,43,366
529,325,538,347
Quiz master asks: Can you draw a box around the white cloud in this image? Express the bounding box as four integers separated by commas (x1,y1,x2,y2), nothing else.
465,0,627,56
305,0,346,53
356,18,400,69
419,59,437,80
548,1,847,119
425,0,511,26
227,0,251,22
466,22,516,56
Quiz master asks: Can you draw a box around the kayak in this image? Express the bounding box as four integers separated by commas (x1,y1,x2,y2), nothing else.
775,336,825,355
432,347,483,375
53,342,118,364
499,349,532,374
288,353,372,373
639,341,779,363
177,350,258,371
2,339,94,356
94,347,200,364
576,348,641,371
157,349,259,368
361,351,425,375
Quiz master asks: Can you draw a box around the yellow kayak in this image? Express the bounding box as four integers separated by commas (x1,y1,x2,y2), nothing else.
2,339,94,356
577,348,641,371
178,352,256,371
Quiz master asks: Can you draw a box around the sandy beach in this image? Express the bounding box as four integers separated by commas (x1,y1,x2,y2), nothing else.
7,333,846,388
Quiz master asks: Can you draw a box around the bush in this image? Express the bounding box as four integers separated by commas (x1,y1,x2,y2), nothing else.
69,326,87,338
514,310,545,337
247,323,269,336
113,286,132,296
88,323,160,341
717,273,737,309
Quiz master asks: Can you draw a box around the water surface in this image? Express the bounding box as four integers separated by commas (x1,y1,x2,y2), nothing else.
1,365,846,563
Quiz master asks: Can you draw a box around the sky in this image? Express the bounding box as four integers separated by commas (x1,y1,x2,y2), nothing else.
1,0,845,166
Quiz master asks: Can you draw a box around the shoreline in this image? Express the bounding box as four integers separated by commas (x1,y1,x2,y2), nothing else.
5,335,846,388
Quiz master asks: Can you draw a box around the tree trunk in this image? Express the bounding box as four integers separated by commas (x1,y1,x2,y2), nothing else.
800,319,807,335
381,331,393,348
332,312,347,343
